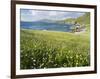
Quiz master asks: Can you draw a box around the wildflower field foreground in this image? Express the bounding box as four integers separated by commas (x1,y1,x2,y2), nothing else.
20,29,90,69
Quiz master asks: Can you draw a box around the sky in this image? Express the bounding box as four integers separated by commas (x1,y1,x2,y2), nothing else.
20,9,85,22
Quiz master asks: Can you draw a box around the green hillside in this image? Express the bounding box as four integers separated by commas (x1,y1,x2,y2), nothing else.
64,18,76,24
75,12,90,25
63,12,90,25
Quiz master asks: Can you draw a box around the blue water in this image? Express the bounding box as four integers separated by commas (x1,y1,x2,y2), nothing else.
20,21,73,32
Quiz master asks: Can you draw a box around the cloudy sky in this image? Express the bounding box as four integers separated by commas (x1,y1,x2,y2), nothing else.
20,9,85,22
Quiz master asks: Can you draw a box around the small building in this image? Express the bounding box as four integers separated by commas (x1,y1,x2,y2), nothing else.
71,23,81,32
75,24,80,32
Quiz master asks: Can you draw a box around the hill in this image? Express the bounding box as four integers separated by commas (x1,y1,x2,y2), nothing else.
75,12,90,25
64,12,90,25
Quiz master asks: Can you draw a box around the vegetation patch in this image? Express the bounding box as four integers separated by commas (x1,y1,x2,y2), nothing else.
20,29,90,69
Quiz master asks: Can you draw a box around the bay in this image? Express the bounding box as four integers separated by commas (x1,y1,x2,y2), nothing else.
20,21,74,32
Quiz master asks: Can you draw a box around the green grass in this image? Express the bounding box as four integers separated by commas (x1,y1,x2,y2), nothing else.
20,29,90,69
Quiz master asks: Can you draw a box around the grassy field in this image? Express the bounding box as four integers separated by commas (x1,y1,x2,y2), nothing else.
20,29,90,69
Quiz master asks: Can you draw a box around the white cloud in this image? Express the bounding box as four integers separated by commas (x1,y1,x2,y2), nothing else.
49,11,58,16
31,10,37,15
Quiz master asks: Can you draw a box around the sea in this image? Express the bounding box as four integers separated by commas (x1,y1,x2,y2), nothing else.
20,21,74,32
